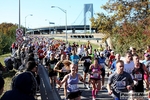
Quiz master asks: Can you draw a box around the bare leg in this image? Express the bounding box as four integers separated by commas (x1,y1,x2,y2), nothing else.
64,82,67,99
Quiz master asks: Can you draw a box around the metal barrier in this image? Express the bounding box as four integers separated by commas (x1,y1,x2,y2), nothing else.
38,63,61,100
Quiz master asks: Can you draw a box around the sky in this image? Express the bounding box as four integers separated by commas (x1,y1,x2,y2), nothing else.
0,0,107,29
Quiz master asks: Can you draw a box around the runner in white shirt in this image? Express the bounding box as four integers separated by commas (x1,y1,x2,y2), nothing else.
123,52,134,79
77,45,84,58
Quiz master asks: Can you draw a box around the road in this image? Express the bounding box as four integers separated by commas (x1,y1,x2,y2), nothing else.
56,64,113,100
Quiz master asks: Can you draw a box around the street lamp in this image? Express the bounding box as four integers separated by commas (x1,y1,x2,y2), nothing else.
51,6,67,43
18,0,21,29
25,14,33,35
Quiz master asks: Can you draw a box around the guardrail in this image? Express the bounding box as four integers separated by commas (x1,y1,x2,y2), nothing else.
38,63,61,100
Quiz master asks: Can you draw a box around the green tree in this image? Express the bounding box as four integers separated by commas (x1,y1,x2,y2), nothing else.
0,23,20,54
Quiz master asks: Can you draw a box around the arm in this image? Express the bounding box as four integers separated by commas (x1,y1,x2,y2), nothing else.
58,74,69,87
107,74,113,95
88,64,93,75
54,61,62,73
78,74,85,83
107,84,113,95
126,74,134,90
143,64,149,75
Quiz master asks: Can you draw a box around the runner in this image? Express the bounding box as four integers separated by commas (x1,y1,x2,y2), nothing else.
80,50,91,89
46,53,58,89
107,60,134,100
70,50,80,72
37,46,44,63
142,53,150,91
54,55,70,100
70,50,80,65
132,54,149,92
108,51,115,68
123,52,134,78
110,53,121,74
57,63,84,100
98,52,108,89
89,58,102,100
77,45,84,58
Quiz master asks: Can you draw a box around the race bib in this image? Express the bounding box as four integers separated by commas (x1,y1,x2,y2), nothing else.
69,84,78,91
86,59,90,62
40,53,43,56
73,59,79,64
62,67,67,72
93,73,99,78
51,64,55,69
149,67,150,72
148,77,150,83
93,69,98,72
100,63,105,68
135,74,142,80
116,81,126,89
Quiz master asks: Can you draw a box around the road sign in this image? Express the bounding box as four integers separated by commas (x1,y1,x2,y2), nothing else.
16,28,24,45
16,29,23,37
16,37,23,45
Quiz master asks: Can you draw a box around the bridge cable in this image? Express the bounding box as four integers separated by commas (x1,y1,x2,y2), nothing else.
79,4,92,25
72,8,84,25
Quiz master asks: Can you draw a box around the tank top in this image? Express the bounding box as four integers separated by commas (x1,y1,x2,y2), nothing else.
90,64,101,79
67,74,79,92
58,62,69,80
132,63,144,81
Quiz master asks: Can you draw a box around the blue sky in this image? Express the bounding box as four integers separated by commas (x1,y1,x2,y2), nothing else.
0,0,107,28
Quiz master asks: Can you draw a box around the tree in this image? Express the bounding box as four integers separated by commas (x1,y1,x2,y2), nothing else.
0,23,18,54
91,0,150,55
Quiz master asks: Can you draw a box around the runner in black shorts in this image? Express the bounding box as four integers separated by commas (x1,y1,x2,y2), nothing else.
81,50,91,89
46,53,58,89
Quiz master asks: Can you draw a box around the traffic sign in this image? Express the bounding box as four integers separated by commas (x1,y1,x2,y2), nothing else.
16,29,23,37
16,28,24,45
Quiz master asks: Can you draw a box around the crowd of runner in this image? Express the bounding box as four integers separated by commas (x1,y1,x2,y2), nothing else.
0,36,150,100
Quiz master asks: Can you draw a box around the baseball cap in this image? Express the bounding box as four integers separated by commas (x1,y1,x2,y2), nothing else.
100,52,104,55
111,51,114,53
144,53,150,57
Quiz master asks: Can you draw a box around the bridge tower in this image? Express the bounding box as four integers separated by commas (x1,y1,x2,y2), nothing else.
84,4,93,33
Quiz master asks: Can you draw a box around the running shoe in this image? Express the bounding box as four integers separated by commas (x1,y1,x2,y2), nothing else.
86,85,90,90
101,86,106,90
92,97,96,100
83,84,87,88
64,97,67,100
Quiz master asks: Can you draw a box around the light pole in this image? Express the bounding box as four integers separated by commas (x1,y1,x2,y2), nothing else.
51,6,67,43
25,14,33,35
18,0,21,29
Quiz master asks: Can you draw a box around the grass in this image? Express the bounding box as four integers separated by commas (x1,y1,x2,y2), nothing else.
0,53,16,93
0,53,11,65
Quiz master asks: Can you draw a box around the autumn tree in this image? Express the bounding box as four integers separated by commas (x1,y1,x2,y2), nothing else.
91,0,150,55
0,23,19,54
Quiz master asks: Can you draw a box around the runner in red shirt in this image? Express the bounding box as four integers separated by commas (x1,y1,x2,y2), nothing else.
37,46,45,62
108,51,115,68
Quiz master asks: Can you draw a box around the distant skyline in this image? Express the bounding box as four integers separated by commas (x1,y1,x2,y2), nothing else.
0,0,107,28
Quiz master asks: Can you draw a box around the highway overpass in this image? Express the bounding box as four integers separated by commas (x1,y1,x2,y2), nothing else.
27,25,96,34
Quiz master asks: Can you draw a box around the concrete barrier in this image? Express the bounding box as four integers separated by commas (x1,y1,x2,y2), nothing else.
38,63,61,100
70,35,94,39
